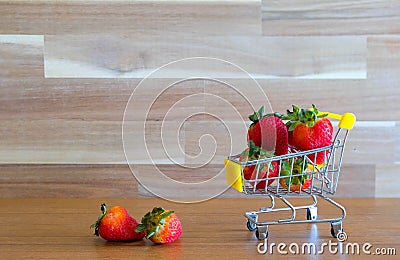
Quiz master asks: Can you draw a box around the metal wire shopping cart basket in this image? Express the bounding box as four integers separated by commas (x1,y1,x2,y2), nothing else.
224,111,356,241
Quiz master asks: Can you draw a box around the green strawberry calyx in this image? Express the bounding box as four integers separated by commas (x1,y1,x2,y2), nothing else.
245,140,275,160
135,207,174,239
90,203,107,236
248,106,265,123
283,104,328,131
248,106,283,125
280,158,310,186
241,141,275,172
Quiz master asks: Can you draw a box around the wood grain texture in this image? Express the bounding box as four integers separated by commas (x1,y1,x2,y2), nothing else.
0,117,396,166
208,78,400,121
268,82,399,121
1,78,397,122
0,119,189,164
0,164,137,198
0,0,261,35
262,0,400,36
184,120,247,165
0,35,44,79
1,1,399,198
375,164,400,198
0,80,397,167
0,164,385,198
2,77,396,166
367,36,400,81
44,34,366,78
0,198,399,259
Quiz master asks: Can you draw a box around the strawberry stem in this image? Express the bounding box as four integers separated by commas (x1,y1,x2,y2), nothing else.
90,203,107,236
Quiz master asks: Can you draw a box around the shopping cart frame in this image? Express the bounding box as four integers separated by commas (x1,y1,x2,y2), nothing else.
224,112,356,240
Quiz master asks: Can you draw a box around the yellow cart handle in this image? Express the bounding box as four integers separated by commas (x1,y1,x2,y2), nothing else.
224,158,244,192
319,111,356,130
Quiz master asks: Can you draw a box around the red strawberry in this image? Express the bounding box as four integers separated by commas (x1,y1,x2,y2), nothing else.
136,207,182,244
284,105,333,164
248,106,288,156
90,203,145,242
279,157,312,192
280,178,312,191
240,141,277,188
255,160,279,189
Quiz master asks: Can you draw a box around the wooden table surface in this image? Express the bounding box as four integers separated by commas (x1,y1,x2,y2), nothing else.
0,197,398,259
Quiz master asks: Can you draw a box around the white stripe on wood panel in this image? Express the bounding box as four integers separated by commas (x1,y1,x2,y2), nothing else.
44,35,366,79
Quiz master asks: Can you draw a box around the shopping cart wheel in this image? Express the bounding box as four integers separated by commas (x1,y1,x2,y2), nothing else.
330,226,336,238
330,222,345,239
255,226,268,240
246,220,257,231
306,206,318,221
246,214,258,231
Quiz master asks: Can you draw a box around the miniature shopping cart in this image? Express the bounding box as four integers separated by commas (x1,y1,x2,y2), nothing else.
224,112,356,241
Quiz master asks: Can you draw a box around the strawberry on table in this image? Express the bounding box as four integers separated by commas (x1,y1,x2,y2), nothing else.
284,105,333,164
136,207,182,244
90,203,145,242
240,141,278,188
247,106,288,156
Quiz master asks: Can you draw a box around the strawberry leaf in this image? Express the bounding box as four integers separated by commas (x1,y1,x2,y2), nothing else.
317,113,329,118
288,122,298,131
268,162,275,172
160,210,174,220
247,140,274,160
249,106,266,123
138,207,176,240
284,104,322,129
302,110,317,127
90,203,108,237
311,104,318,114
280,158,310,185
248,111,259,123
135,224,146,233
258,106,265,117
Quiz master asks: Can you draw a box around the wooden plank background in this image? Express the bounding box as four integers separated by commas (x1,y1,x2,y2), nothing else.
0,0,399,198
